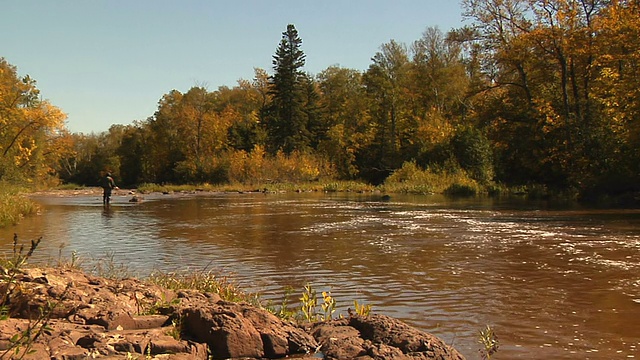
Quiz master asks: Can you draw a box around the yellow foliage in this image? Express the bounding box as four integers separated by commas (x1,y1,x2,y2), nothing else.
224,146,331,185
226,145,269,184
384,161,480,195
415,110,455,147
532,98,562,134
0,58,69,184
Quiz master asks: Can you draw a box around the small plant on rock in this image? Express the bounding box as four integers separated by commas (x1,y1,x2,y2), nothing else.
299,284,318,322
266,286,297,320
320,291,336,321
56,244,82,269
166,317,182,341
478,324,499,360
353,300,372,317
134,291,180,316
91,251,130,280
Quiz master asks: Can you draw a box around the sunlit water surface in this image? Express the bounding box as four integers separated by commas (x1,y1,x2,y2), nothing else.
1,192,639,359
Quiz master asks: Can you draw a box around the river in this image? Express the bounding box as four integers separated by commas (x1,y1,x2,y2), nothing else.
1,191,639,359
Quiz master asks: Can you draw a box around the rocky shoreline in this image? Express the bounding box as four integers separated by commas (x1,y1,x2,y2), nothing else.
0,266,465,359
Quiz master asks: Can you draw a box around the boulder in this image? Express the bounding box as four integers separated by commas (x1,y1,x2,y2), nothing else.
312,315,465,360
177,299,317,359
182,305,265,359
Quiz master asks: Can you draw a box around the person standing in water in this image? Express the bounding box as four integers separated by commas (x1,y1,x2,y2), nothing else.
100,172,119,205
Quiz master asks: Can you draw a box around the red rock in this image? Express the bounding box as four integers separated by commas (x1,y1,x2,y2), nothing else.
182,306,265,359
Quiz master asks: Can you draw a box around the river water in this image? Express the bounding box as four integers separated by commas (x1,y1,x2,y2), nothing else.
1,191,639,359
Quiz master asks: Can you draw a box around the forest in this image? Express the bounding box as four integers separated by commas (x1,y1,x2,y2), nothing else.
1,0,639,201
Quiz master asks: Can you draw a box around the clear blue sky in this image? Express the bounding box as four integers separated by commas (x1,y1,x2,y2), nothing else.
2,1,465,134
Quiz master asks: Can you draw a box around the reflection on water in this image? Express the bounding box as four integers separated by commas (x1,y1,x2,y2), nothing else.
1,192,640,359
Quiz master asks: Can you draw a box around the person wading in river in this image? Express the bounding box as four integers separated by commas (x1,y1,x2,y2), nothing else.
100,172,119,205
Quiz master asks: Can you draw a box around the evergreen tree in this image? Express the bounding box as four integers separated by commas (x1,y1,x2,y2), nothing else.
266,24,311,154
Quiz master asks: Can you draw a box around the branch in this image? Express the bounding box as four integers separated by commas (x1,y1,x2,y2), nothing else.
3,120,36,157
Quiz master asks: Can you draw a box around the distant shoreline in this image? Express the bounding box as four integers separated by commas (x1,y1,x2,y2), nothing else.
29,188,104,197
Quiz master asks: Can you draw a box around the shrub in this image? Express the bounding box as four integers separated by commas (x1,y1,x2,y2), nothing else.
224,147,334,185
384,161,481,195
444,183,478,197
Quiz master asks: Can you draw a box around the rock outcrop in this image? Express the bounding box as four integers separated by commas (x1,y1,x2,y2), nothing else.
0,266,464,359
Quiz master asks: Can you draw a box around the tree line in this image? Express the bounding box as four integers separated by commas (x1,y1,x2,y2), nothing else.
2,1,639,199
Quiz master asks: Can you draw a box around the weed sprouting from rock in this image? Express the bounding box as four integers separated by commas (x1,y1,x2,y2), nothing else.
353,299,372,317
478,324,499,360
321,291,337,321
265,286,297,320
300,283,318,322
90,251,131,280
279,284,373,323
146,269,260,306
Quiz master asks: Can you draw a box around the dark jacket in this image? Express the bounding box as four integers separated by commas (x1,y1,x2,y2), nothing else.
101,175,115,190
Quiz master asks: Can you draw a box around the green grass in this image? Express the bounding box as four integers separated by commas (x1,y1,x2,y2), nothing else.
321,181,376,193
0,184,39,228
137,183,219,193
145,269,261,306
137,180,378,194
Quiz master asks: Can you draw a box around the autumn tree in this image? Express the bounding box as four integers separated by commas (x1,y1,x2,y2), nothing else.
410,27,474,172
144,86,235,183
58,133,97,185
583,0,640,194
461,0,640,194
459,0,540,185
223,73,269,152
0,58,69,185
117,123,149,186
361,40,413,183
411,27,469,119
176,87,222,180
146,90,187,183
316,66,373,179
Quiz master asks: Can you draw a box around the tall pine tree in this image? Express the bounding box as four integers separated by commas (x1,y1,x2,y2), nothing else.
266,24,311,154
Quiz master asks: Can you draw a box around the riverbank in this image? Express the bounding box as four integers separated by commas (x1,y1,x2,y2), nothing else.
0,264,466,359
